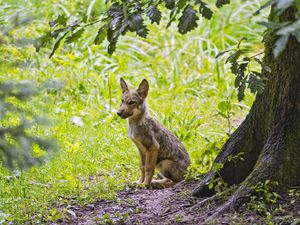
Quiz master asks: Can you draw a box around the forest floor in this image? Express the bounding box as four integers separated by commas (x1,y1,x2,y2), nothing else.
52,181,300,225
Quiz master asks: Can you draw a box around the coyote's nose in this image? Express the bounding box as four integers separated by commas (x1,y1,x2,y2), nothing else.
117,110,123,116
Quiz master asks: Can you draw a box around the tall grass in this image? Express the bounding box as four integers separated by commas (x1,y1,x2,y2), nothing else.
0,0,267,223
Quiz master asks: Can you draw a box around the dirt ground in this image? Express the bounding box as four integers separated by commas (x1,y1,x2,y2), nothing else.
52,181,300,225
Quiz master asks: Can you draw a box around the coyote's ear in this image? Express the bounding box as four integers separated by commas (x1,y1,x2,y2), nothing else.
137,79,149,99
120,78,129,94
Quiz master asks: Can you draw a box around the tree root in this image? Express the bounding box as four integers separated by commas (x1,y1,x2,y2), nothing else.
203,152,277,224
189,186,237,211
203,186,251,224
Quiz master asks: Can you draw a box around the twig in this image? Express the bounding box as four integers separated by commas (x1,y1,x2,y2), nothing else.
161,208,177,217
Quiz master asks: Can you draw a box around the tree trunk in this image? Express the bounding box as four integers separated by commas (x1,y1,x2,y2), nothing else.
193,5,300,205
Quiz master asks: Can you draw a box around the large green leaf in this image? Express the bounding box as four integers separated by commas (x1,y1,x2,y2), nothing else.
178,5,199,34
49,31,69,58
196,0,213,19
146,5,162,24
216,0,230,8
65,28,85,44
94,24,107,45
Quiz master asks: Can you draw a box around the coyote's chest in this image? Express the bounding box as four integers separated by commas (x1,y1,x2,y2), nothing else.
127,126,146,144
127,123,154,152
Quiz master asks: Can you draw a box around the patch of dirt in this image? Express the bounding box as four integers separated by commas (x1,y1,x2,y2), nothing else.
52,181,300,225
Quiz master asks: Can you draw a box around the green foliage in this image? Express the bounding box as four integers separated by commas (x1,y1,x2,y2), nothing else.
197,1,213,19
37,0,220,56
215,0,230,8
0,81,58,170
37,0,300,58
36,0,300,103
145,5,162,24
247,180,282,225
217,38,268,101
256,0,300,57
178,5,199,34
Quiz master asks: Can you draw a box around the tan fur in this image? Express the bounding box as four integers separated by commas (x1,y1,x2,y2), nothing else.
117,78,191,188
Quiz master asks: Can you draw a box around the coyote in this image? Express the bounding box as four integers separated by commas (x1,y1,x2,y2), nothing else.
117,78,190,188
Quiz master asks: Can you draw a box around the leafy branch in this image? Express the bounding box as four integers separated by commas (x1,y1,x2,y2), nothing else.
37,0,299,70
37,0,230,57
216,38,270,101
256,0,300,57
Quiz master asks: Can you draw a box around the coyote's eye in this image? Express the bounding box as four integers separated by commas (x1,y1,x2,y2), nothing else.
121,99,124,103
128,101,136,105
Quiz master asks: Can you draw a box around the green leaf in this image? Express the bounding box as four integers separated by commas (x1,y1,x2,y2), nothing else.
107,3,123,19
50,28,65,38
248,73,265,94
178,5,199,34
237,78,246,101
231,62,240,76
128,12,143,31
208,182,214,190
136,25,149,38
146,5,162,24
49,31,69,58
239,62,248,75
165,0,175,9
226,50,241,63
176,0,188,11
94,24,107,45
218,101,231,112
65,28,84,44
108,41,116,55
273,34,289,58
254,58,271,73
56,14,67,27
197,1,213,19
234,74,242,88
216,0,230,8
35,33,51,52
218,111,227,118
82,15,88,23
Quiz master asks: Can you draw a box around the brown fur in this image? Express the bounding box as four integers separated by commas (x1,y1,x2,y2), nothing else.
117,78,191,188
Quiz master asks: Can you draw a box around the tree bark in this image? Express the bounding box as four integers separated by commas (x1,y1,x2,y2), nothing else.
193,6,300,199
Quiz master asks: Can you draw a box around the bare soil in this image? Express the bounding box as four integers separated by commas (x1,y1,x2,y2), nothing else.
52,181,300,225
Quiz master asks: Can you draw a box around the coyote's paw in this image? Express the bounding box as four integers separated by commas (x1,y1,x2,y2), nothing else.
133,178,143,184
128,180,146,189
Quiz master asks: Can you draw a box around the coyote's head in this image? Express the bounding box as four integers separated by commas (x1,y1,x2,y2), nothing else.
117,78,149,119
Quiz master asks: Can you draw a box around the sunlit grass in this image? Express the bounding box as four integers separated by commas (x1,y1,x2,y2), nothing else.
0,0,267,223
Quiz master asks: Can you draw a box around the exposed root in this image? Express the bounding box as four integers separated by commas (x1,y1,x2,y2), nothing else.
189,186,237,211
204,196,235,224
192,176,214,197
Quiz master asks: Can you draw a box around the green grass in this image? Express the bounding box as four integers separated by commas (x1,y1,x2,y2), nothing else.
0,0,267,223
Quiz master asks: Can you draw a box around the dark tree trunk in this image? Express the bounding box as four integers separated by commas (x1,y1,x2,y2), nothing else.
193,6,300,209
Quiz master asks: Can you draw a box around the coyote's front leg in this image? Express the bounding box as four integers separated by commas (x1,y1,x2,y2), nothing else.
143,143,159,186
137,150,145,184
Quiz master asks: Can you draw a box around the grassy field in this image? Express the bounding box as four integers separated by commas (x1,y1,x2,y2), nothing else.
0,0,266,223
